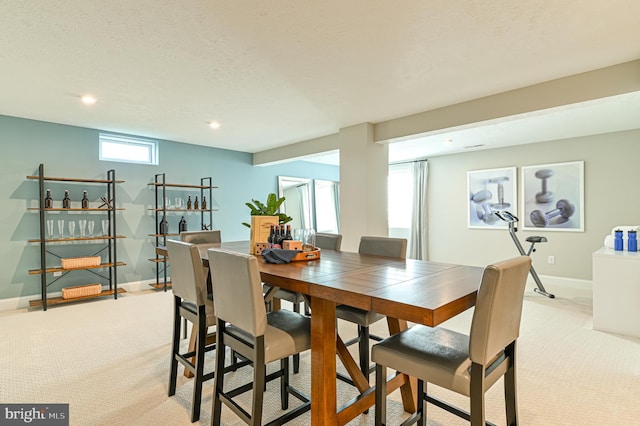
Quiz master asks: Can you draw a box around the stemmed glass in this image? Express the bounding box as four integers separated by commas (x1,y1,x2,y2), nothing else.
79,220,86,238
57,219,65,239
68,221,75,238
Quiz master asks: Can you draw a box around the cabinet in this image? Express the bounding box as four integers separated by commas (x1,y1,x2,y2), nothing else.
592,247,640,338
27,164,126,310
148,173,217,291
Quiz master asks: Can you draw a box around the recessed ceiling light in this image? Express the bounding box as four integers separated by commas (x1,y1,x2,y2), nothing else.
81,95,97,105
444,139,453,144
209,121,221,129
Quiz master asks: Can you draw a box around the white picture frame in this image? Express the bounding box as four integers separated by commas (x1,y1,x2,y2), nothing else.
467,167,517,229
521,161,584,232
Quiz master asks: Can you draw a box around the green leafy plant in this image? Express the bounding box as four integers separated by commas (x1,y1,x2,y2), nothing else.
242,193,293,228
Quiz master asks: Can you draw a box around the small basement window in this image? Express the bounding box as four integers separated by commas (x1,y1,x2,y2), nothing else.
99,133,158,165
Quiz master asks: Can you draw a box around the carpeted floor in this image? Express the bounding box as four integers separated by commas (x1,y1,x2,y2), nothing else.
0,280,638,425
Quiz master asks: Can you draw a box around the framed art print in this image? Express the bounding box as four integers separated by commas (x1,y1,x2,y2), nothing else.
521,161,584,231
467,167,517,229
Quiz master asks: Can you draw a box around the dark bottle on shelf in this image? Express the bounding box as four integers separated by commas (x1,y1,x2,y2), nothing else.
194,196,199,210
44,189,53,209
62,190,71,209
187,196,192,210
81,190,89,209
159,216,169,235
202,196,207,210
179,216,187,232
273,225,282,249
282,224,293,246
267,225,275,248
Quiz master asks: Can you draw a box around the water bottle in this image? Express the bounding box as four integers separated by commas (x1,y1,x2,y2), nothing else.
614,229,624,251
628,230,637,252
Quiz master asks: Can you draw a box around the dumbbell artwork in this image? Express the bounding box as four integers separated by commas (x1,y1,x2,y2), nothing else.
489,176,510,209
530,199,575,227
470,190,498,224
535,169,554,203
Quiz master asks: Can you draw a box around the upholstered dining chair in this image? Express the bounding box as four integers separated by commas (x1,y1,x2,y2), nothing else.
208,248,311,426
372,256,532,426
166,239,217,423
266,232,343,373
336,236,407,386
180,229,221,244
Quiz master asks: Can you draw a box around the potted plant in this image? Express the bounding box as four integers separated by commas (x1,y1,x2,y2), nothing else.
243,193,292,253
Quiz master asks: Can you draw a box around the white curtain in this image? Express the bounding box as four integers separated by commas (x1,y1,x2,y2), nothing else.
409,160,428,260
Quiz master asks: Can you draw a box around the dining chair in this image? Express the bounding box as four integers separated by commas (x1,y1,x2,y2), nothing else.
166,239,217,423
336,236,407,386
180,229,221,244
372,256,532,426
208,248,311,426
266,232,343,373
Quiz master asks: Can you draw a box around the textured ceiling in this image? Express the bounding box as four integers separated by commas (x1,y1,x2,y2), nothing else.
1,1,639,156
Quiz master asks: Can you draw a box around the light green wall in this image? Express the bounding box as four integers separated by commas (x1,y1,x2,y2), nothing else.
427,129,640,280
0,115,338,300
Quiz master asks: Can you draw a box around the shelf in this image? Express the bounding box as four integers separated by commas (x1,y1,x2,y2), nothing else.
148,208,216,212
28,288,127,308
27,175,125,184
149,281,171,290
148,182,218,189
148,258,167,263
28,235,126,243
29,262,127,275
27,207,125,211
148,233,181,237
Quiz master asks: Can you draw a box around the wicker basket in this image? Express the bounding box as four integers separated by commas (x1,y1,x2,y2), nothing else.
61,256,101,269
61,283,102,299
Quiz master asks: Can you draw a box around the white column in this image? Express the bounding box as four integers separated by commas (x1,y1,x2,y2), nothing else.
339,123,388,252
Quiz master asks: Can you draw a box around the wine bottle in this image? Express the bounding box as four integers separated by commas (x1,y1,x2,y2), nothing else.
159,216,169,235
267,225,275,248
194,196,199,210
81,190,89,209
44,189,53,209
62,190,71,209
202,196,207,210
282,224,293,246
273,225,281,249
187,196,192,210
179,216,187,232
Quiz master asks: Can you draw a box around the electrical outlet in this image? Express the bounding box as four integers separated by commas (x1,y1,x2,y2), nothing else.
53,271,62,277
548,256,555,265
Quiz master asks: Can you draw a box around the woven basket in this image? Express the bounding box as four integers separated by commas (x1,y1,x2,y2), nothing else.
61,283,102,299
61,256,101,269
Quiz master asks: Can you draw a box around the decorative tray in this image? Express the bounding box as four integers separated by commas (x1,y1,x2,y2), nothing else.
291,248,320,261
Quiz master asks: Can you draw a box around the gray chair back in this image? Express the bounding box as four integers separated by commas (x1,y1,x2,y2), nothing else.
315,233,342,251
166,239,209,306
180,230,221,244
208,248,267,337
469,256,531,365
359,236,407,259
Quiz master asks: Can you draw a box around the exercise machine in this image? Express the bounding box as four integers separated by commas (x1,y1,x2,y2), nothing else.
495,210,555,298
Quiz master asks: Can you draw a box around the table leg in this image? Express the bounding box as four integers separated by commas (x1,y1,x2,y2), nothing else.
387,317,417,413
311,297,337,426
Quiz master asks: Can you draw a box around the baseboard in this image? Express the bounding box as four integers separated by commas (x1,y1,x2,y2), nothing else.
0,279,158,312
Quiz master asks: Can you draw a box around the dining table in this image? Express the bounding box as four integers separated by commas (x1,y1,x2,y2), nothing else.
157,240,483,425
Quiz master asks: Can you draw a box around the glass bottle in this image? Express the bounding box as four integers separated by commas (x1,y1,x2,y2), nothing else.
267,225,275,248
179,216,187,232
273,225,281,249
44,189,53,209
187,196,192,210
81,190,89,209
282,224,293,247
159,216,169,235
194,196,199,210
202,196,207,210
62,190,71,209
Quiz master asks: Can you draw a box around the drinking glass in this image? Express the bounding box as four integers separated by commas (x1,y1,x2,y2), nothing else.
102,219,109,236
305,229,316,248
57,220,65,238
78,220,86,238
175,197,183,209
46,220,54,240
68,221,75,238
293,228,304,242
88,220,95,237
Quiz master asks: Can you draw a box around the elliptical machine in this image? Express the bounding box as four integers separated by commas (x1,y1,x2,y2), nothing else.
494,210,555,298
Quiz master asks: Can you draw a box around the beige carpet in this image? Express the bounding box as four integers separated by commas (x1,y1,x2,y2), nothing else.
0,281,638,426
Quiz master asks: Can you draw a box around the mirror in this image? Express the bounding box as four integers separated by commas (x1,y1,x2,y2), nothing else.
314,179,340,233
278,176,313,230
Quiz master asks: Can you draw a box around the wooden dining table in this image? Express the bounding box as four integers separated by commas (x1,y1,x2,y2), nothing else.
157,240,483,425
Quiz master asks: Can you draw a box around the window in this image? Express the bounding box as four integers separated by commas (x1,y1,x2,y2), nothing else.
99,133,158,165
